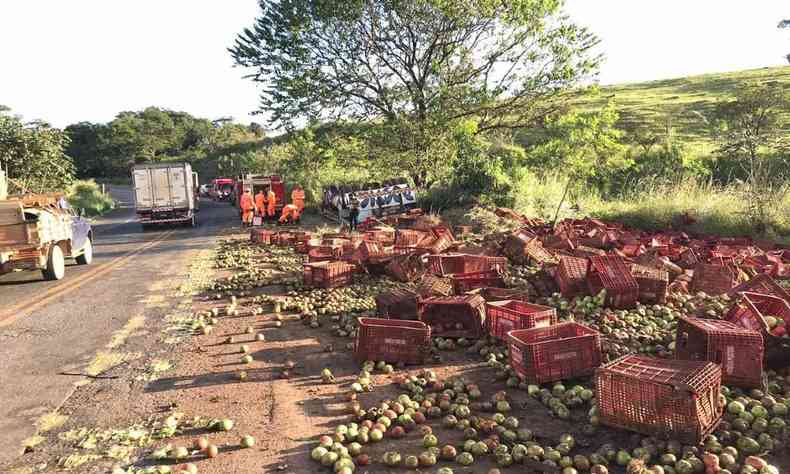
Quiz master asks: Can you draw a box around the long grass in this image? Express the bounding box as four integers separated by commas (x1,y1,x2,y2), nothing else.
507,174,790,243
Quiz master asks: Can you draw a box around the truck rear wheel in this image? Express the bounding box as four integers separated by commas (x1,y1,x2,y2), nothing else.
75,238,93,265
42,245,66,281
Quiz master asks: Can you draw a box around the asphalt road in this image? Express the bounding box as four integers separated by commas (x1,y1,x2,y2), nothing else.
0,188,239,465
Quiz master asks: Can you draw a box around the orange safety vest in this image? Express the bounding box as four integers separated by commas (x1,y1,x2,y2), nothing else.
254,193,266,212
267,191,277,214
240,193,255,211
291,189,305,210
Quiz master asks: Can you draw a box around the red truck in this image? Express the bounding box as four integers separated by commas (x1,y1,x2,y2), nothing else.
210,178,235,202
234,175,286,216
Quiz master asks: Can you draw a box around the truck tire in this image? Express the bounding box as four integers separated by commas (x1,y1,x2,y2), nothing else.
75,238,93,265
42,245,66,281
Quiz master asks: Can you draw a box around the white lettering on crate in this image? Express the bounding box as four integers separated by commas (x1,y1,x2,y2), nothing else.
511,347,523,364
724,346,735,374
384,338,407,346
553,351,579,361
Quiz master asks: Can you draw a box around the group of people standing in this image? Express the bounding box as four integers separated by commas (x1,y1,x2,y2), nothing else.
239,184,305,227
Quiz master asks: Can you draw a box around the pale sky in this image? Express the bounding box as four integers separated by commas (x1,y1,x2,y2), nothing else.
0,1,787,128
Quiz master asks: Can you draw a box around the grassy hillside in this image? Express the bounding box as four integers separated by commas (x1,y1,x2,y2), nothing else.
575,66,790,155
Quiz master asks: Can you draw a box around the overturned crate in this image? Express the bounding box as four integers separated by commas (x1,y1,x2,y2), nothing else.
726,291,790,369
675,316,763,388
385,253,426,282
416,274,455,298
595,355,723,445
467,286,531,303
250,228,275,244
449,270,505,294
587,256,639,309
630,264,669,304
303,261,355,288
418,294,487,339
555,256,589,298
691,263,739,295
507,322,601,384
729,274,790,302
354,318,431,365
375,288,420,320
426,253,508,276
486,300,557,340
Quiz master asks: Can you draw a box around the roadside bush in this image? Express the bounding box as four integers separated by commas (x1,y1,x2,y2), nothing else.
66,180,115,216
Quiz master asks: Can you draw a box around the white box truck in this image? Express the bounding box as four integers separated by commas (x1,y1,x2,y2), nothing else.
132,163,199,228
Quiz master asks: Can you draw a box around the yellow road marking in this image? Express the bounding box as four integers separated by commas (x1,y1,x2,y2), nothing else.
0,229,176,327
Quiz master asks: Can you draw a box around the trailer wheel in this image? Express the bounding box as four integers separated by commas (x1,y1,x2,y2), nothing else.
75,238,93,265
42,245,66,281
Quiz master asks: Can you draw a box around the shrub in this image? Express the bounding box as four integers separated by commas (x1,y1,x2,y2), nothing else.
66,180,115,216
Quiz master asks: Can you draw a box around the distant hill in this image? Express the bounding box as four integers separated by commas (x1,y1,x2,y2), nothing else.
574,66,790,155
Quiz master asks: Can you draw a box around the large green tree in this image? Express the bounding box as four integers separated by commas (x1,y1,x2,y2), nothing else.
230,0,601,185
0,107,75,193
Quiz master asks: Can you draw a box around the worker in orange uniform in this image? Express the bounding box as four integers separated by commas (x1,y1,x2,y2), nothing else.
266,186,277,221
278,204,301,225
291,184,305,213
254,189,267,220
239,189,255,226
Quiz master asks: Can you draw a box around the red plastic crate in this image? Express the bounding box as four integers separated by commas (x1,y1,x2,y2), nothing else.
691,263,739,295
307,245,342,262
427,233,455,254
630,264,669,304
250,228,275,244
728,274,790,302
426,254,508,276
503,229,538,264
395,229,429,247
556,256,589,298
467,287,531,302
587,256,639,309
507,322,601,384
303,261,354,288
595,355,723,445
354,318,431,365
364,229,395,246
675,317,763,388
375,289,420,320
449,270,505,293
272,231,295,246
486,300,557,340
418,295,487,338
726,291,790,368
416,274,455,298
621,243,646,258
352,240,392,264
573,245,606,259
385,253,426,282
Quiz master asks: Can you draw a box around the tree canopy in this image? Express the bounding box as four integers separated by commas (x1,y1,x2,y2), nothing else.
0,107,75,193
231,0,600,131
65,107,264,179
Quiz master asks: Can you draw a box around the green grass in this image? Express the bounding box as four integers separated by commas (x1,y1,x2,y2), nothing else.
572,66,790,155
501,174,790,244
